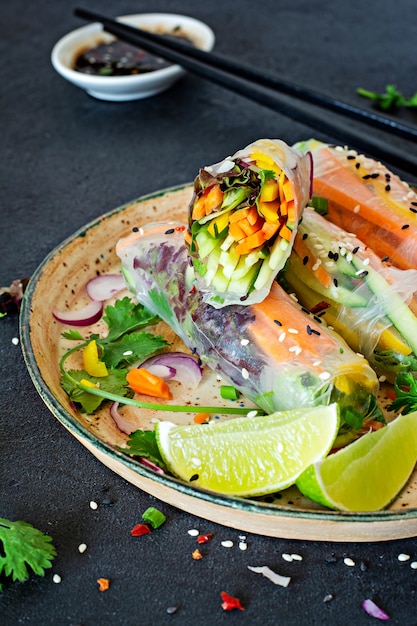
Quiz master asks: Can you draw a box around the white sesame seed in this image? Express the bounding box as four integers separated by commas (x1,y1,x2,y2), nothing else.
289,293,298,302
319,371,331,380
122,350,133,356
339,247,347,256
410,561,417,569
344,557,355,567
378,375,387,383
282,553,293,562
353,205,361,213
398,553,411,562
345,253,353,263
312,260,321,271
238,541,248,551
362,258,370,266
279,332,286,342
221,540,234,548
89,500,98,510
289,346,302,356
11,337,19,345
291,553,303,561
78,543,87,553
239,535,247,540
313,360,322,367
288,328,299,334
240,339,250,346
187,529,199,536
52,574,62,584
241,368,249,380
246,410,258,418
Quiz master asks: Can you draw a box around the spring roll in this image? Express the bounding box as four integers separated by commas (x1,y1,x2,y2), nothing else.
116,222,381,431
186,138,312,307
295,139,417,270
282,206,417,381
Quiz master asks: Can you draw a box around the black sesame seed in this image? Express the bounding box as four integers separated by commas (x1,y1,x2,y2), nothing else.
274,319,282,326
402,224,410,230
355,162,361,169
165,228,175,234
328,251,334,259
359,270,369,277
411,201,417,207
302,233,309,240
381,256,389,262
306,325,313,335
385,185,391,192
347,155,356,160
313,316,323,324
303,255,309,265
352,246,359,254
189,474,199,482
132,226,139,232
333,252,339,262
370,172,380,179
362,174,372,180
301,307,310,315
333,278,338,287
410,207,417,214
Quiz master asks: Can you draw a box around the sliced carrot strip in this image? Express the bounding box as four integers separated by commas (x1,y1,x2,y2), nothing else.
293,235,333,288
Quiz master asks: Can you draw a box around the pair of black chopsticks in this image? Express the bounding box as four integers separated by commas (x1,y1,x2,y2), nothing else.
74,8,417,176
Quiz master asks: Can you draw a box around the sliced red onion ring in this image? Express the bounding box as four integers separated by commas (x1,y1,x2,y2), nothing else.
110,401,138,435
140,352,202,389
138,457,165,475
52,299,103,326
86,273,126,302
146,364,176,380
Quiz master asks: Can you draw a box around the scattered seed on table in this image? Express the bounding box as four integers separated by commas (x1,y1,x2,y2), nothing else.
11,337,19,345
410,562,417,570
187,529,199,537
166,605,179,615
78,543,87,553
282,553,293,562
89,500,98,510
52,574,62,584
398,553,411,562
239,540,248,551
323,594,334,603
344,557,355,567
221,540,234,548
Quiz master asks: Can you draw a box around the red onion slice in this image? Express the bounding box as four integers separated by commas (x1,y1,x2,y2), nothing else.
146,364,176,379
52,299,103,326
362,599,390,621
86,273,126,302
140,352,202,389
110,401,138,435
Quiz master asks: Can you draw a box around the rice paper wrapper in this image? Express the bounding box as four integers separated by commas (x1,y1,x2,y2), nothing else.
186,138,312,308
116,222,380,424
283,206,417,382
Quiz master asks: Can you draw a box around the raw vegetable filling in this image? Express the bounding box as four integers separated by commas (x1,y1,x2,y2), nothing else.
185,140,311,306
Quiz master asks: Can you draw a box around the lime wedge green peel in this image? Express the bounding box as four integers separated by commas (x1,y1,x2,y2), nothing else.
296,411,417,511
155,404,340,497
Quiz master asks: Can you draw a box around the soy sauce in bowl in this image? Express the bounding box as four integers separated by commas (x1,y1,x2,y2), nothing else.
74,33,194,77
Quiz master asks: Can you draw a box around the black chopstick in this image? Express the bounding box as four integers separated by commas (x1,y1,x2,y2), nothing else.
74,8,417,176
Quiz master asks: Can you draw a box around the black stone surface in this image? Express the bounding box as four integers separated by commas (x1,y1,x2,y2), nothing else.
1,1,417,624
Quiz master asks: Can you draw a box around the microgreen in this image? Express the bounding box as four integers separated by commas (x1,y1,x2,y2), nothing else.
0,518,56,590
357,85,417,110
389,372,417,415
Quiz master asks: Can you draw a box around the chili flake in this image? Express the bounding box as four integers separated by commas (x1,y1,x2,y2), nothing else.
97,578,110,592
197,533,213,544
192,549,203,560
131,523,151,537
220,591,245,611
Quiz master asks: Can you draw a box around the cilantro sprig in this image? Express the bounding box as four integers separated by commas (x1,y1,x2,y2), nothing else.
389,372,417,415
357,85,417,111
0,518,56,590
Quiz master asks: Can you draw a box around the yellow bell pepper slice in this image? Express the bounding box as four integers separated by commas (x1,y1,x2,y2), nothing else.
83,340,108,377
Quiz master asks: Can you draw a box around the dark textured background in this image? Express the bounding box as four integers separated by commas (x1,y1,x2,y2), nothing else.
1,1,417,624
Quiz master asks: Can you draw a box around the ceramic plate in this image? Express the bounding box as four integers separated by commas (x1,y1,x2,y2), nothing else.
20,184,417,542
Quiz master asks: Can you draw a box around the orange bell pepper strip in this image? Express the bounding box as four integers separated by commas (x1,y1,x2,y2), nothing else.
126,367,172,399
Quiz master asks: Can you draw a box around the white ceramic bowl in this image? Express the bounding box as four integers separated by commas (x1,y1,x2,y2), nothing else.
51,13,215,101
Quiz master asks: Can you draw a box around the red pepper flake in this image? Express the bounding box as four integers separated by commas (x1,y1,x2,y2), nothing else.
131,523,152,537
97,578,110,592
385,388,397,401
310,301,331,315
175,225,186,232
220,591,245,611
192,548,203,560
197,533,213,544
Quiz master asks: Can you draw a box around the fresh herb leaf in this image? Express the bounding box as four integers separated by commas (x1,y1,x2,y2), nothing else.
62,368,130,414
0,517,56,590
117,429,167,470
102,297,160,342
389,372,417,415
61,329,85,341
99,332,168,369
357,84,417,110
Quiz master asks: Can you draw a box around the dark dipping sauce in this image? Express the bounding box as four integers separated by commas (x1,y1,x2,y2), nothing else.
74,33,194,77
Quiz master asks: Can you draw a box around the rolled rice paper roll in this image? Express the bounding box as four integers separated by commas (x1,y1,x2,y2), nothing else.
282,206,417,382
186,138,312,307
117,222,381,431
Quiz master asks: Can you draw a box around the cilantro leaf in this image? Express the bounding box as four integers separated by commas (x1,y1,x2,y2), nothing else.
61,329,84,341
357,84,417,110
102,297,159,343
99,332,169,369
117,429,167,470
0,518,56,589
389,372,417,415
61,368,130,414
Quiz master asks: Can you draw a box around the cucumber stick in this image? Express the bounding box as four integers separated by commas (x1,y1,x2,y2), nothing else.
350,256,417,355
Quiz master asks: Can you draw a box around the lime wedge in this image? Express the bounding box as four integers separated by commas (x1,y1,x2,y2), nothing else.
296,411,417,511
155,404,340,497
